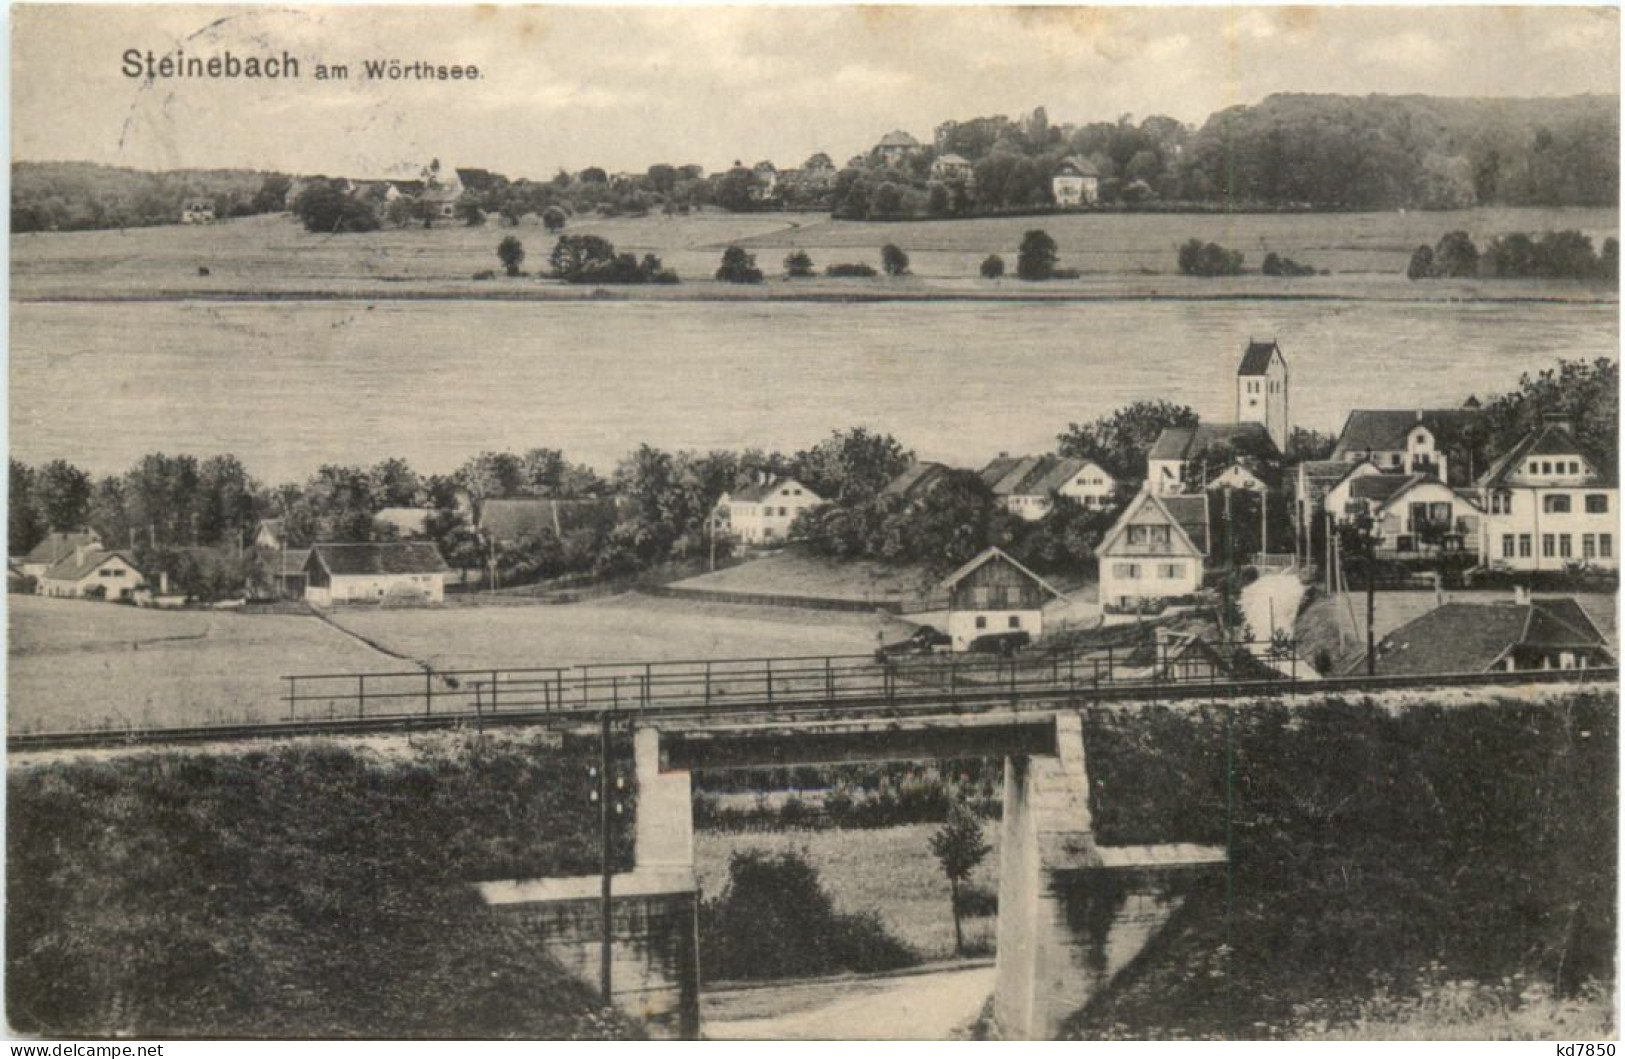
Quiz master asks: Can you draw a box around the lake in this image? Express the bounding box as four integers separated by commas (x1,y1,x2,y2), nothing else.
10,297,1618,483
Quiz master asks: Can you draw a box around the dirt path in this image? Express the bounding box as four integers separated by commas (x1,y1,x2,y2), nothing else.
702,961,996,1040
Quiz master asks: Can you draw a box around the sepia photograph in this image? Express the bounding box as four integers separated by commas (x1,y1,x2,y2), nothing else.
5,2,1620,1043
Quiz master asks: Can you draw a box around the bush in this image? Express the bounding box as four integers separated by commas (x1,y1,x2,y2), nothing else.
980,254,1005,280
881,243,910,276
698,850,917,982
497,235,525,277
825,262,878,278
954,883,999,919
1406,245,1436,280
715,246,763,284
1017,229,1059,280
1262,252,1316,277
1177,238,1245,276
471,269,496,281
784,249,815,278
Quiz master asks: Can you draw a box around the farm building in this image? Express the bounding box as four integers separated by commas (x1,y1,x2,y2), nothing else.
1348,594,1613,676
880,461,955,503
1330,406,1480,483
1475,416,1616,571
181,199,216,224
478,497,619,547
1235,339,1290,453
938,546,1066,652
276,548,311,600
1097,490,1209,609
303,543,449,606
17,529,102,580
716,478,823,546
979,454,1116,519
931,153,974,182
37,547,147,601
1051,157,1100,207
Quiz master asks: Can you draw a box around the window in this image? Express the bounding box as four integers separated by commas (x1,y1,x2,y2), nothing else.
1541,461,1553,475
973,587,991,606
1491,491,1512,515
1112,563,1141,580
1602,534,1613,559
1502,535,1516,559
1542,534,1556,558
1544,494,1571,514
1390,454,1402,467
779,506,789,517
1587,494,1609,514
1560,534,1572,559
1128,526,1147,545
1583,534,1596,559
1008,616,1021,629
975,615,987,629
1519,534,1532,558
1159,562,1184,579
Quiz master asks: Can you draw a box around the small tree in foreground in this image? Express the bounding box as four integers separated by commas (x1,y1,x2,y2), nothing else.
716,246,764,284
497,236,525,277
784,249,815,278
980,254,1005,280
881,243,910,276
929,801,991,956
1017,229,1058,281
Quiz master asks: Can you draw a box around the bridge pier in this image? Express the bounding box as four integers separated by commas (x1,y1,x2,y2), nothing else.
992,712,1225,1040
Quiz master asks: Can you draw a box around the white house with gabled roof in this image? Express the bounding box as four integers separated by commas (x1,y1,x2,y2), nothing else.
716,477,823,545
1097,490,1210,608
1476,416,1617,571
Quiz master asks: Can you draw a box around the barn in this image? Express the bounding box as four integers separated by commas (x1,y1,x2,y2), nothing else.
303,543,449,606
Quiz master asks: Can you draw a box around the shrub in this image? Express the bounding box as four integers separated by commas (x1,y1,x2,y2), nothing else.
1406,245,1436,280
881,243,910,276
698,850,917,981
1262,252,1316,277
980,254,1005,280
1017,229,1059,281
954,883,999,919
715,246,763,284
471,269,496,281
1177,238,1245,276
784,249,815,278
825,262,877,278
497,235,525,277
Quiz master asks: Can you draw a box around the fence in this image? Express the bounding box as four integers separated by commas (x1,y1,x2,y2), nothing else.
278,638,1307,726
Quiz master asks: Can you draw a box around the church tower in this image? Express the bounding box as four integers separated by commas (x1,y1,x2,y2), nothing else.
1235,339,1290,453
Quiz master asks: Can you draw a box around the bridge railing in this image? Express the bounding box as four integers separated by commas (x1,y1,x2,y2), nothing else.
280,639,1309,725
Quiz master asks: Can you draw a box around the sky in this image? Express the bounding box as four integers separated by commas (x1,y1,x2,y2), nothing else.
11,4,1621,179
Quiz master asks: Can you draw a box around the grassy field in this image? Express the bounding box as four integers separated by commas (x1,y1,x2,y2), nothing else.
8,592,897,733
332,593,902,672
12,207,1617,302
670,549,940,603
6,595,399,733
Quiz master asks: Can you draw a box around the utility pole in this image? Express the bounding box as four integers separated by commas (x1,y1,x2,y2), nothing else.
1224,486,1235,640
1365,527,1377,676
596,712,613,1006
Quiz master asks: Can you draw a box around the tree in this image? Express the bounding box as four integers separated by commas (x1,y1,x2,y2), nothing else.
251,173,293,214
929,802,991,956
9,461,43,556
1406,245,1436,281
1433,230,1480,278
880,244,910,276
456,200,485,227
784,250,815,278
549,234,615,279
980,254,1005,280
542,207,567,233
793,428,912,504
291,180,380,234
32,460,92,533
715,246,763,284
1177,239,1245,276
497,236,526,277
1058,400,1200,480
1017,229,1058,281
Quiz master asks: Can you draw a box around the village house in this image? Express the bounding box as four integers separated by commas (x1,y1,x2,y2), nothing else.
979,454,1117,520
18,529,102,580
1206,462,1272,493
181,199,216,224
1326,472,1482,556
1235,339,1290,453
275,548,311,600
37,546,147,601
1350,592,1613,676
716,478,823,546
930,153,975,182
1292,459,1383,563
937,546,1066,651
749,161,779,201
1475,416,1617,571
1096,490,1209,608
880,461,955,503
874,130,923,166
302,542,449,606
477,497,618,547
253,518,289,551
1146,422,1276,496
1050,157,1100,207
1330,406,1480,483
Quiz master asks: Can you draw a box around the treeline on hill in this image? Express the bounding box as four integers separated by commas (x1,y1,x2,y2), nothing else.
1408,229,1619,281
1068,693,1616,1038
11,163,290,232
7,734,643,1038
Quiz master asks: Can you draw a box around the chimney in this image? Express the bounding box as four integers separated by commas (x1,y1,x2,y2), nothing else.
1513,584,1531,606
74,543,93,566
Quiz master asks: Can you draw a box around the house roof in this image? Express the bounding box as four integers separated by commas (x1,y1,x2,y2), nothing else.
480,497,617,542
1237,340,1282,376
282,548,311,576
1330,409,1478,460
877,130,920,148
1147,421,1275,463
1347,473,1422,504
1055,156,1100,177
22,530,100,566
881,462,953,501
1099,490,1209,557
935,153,972,166
42,548,142,583
937,546,1067,601
727,477,819,504
1351,599,1613,676
454,167,501,191
1476,422,1613,488
308,542,449,577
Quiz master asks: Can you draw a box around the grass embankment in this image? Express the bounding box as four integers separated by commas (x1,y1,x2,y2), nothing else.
1066,690,1617,1039
7,732,640,1038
